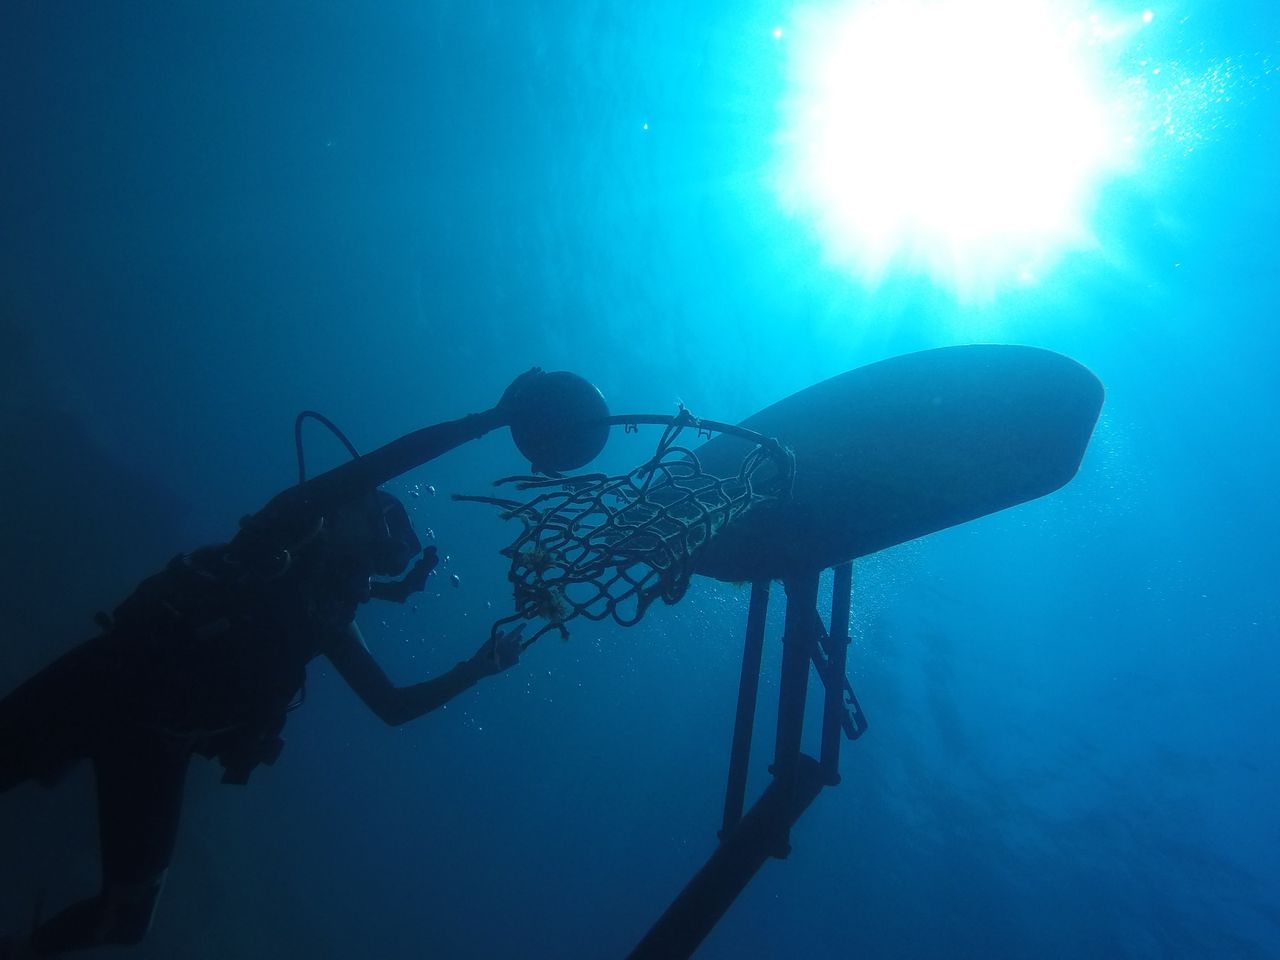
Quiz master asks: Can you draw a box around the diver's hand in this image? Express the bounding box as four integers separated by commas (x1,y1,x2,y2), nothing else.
467,624,525,678
368,545,438,603
403,545,439,593
494,367,545,425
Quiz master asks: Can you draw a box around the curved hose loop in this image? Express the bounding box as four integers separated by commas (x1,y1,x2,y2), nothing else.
295,410,361,485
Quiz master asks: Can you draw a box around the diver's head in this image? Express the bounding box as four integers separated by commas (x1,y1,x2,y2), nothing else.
327,488,421,576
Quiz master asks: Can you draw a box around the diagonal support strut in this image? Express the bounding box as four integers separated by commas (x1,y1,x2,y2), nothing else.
627,565,864,959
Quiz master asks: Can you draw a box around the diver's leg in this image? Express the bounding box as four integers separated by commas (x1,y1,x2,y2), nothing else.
0,643,103,793
29,740,189,955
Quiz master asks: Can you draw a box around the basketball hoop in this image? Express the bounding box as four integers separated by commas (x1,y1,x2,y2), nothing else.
457,407,795,647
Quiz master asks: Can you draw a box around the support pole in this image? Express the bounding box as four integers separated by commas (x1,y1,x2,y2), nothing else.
820,562,853,783
771,572,820,856
627,754,827,960
721,581,770,838
628,569,860,960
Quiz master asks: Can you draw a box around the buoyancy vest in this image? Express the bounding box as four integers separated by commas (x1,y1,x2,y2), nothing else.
104,543,363,783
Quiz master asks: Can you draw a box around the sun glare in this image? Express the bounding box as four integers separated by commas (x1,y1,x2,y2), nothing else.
775,0,1156,300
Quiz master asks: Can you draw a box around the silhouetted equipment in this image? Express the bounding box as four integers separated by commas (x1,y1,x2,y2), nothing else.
247,345,1102,959
561,344,1100,959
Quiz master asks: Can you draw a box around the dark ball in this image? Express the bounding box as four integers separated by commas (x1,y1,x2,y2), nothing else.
509,371,610,472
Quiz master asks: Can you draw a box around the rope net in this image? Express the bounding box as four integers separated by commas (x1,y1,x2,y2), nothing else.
457,409,793,647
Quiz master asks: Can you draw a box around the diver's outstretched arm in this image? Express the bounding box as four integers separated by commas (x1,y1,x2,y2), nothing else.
239,369,544,557
308,366,543,508
301,409,504,519
243,410,504,553
326,622,518,727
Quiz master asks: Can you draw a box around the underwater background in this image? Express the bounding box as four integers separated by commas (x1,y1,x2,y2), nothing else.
1,2,1276,958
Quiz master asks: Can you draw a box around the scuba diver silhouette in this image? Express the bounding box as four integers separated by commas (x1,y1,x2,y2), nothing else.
0,371,559,957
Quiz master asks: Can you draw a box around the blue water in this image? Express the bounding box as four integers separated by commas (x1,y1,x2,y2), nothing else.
2,2,1277,957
